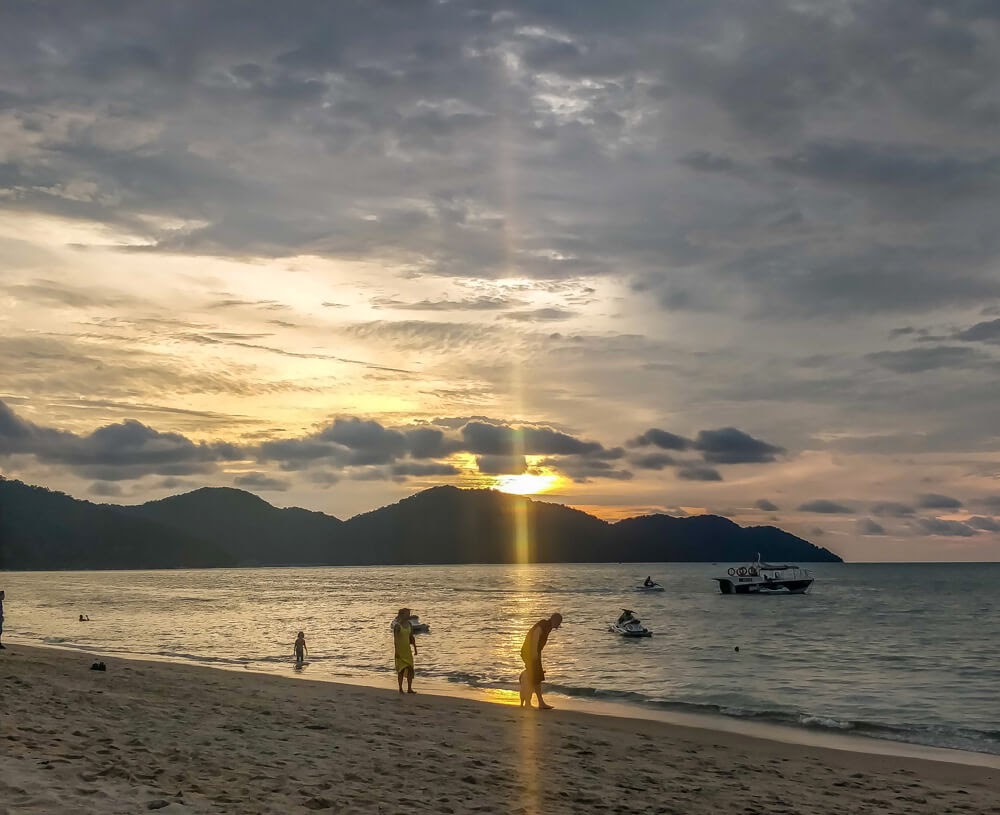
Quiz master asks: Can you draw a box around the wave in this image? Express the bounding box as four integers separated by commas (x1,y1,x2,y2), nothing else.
545,683,1000,756
423,670,1000,756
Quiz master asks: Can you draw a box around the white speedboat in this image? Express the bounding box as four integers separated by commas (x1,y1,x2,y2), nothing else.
389,614,430,634
714,555,813,595
609,609,652,638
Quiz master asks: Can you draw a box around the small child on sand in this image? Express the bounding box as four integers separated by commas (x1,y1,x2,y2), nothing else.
293,631,308,665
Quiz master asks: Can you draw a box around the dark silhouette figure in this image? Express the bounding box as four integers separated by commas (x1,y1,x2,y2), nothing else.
79,614,89,622
0,589,5,649
519,613,562,709
293,631,308,665
392,607,418,693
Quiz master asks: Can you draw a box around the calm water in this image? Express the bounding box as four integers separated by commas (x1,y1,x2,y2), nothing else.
2,563,998,755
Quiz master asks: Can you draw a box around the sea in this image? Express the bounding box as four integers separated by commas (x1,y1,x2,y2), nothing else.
3,562,998,758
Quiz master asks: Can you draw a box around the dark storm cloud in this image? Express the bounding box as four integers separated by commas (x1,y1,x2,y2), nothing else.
677,465,722,482
693,428,784,465
798,499,854,514
234,472,290,492
857,518,886,536
917,493,963,510
754,499,779,511
917,518,976,537
871,502,915,518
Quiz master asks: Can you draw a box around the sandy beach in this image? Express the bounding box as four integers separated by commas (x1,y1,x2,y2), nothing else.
1,646,996,814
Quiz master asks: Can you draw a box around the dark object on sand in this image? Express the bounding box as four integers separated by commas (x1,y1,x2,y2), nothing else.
90,661,107,671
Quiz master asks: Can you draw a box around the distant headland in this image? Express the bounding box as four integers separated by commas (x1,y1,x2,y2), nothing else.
0,478,843,570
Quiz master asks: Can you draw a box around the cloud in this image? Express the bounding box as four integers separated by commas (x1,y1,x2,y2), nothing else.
475,455,527,475
0,399,240,481
955,318,1000,344
89,481,124,498
917,518,976,537
866,346,987,373
917,493,963,510
234,472,290,492
693,428,785,465
967,516,1000,532
771,140,1000,201
754,499,779,511
798,499,854,514
631,453,675,470
857,518,886,536
677,465,722,482
391,462,460,477
461,421,607,457
628,429,693,451
318,418,408,466
870,502,915,517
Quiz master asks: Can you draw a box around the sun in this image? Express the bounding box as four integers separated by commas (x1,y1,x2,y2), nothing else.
493,473,562,496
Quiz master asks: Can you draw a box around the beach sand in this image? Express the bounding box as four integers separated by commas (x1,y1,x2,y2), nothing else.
1,645,996,814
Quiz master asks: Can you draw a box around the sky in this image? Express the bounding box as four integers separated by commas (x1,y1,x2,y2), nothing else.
2,1,1000,562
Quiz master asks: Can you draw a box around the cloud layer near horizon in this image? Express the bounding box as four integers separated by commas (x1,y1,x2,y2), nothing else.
2,1,1000,559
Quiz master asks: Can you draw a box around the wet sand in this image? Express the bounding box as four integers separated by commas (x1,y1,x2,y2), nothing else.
1,645,996,814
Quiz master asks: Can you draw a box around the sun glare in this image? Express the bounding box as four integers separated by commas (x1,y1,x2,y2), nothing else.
493,473,561,495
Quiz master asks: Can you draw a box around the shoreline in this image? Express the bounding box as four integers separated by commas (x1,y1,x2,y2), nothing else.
2,644,998,815
14,638,1000,770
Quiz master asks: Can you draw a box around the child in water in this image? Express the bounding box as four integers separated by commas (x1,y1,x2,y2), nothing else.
293,631,308,665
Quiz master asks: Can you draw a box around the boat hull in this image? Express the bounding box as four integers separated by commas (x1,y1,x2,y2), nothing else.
715,578,813,595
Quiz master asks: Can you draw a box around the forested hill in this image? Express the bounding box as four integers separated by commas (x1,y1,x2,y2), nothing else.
0,480,843,569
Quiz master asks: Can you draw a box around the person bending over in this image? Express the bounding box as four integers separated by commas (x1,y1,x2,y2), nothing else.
520,612,562,709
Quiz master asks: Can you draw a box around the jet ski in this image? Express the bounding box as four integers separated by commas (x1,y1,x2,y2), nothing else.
389,614,430,634
609,609,652,638
635,582,664,592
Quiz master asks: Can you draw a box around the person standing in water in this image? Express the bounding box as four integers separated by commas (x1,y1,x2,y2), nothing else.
391,608,418,694
0,590,5,650
520,612,562,709
293,631,308,665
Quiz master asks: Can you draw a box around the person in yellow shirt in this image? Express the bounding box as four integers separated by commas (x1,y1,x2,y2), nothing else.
520,612,562,709
392,607,418,694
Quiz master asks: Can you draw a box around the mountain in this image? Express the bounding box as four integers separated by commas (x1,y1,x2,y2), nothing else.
0,478,233,569
0,478,843,570
610,513,841,562
342,486,612,564
121,487,347,566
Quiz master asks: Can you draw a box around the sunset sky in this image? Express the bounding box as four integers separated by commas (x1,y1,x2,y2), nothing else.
2,1,1000,561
